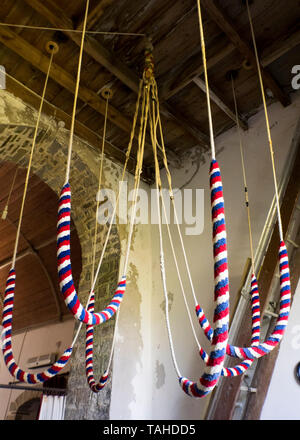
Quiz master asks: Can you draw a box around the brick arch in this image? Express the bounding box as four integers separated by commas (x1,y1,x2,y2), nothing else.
0,121,121,420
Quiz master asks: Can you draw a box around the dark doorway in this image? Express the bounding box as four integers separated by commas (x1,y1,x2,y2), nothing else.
15,397,41,420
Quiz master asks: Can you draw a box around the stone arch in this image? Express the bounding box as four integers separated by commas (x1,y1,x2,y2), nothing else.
5,390,41,420
0,111,121,419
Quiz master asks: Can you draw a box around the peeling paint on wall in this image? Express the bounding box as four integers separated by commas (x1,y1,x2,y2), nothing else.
155,360,165,389
160,291,174,314
112,261,143,419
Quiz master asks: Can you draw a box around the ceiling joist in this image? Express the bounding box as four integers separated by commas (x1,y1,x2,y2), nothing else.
200,0,291,107
193,76,248,130
0,25,133,133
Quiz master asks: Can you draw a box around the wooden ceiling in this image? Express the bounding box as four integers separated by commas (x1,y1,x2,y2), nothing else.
0,162,82,333
0,0,299,179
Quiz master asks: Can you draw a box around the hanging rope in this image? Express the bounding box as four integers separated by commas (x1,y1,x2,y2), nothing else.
11,47,54,268
152,103,230,395
1,46,76,384
0,22,145,37
65,0,89,185
147,38,231,394
84,88,111,392
246,0,284,242
196,0,216,160
1,166,18,220
56,0,150,328
91,90,111,286
84,81,147,392
145,0,229,398
227,243,290,359
190,3,292,363
231,75,255,274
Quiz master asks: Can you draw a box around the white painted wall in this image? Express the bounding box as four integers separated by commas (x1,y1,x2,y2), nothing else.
0,319,75,420
110,175,153,420
260,278,300,420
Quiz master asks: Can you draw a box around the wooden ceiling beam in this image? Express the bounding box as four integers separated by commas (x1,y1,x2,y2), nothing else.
160,102,209,146
160,24,300,105
76,0,115,31
0,26,133,134
200,0,290,107
193,76,248,130
0,25,156,179
24,0,209,148
24,0,141,93
160,42,235,102
260,27,300,67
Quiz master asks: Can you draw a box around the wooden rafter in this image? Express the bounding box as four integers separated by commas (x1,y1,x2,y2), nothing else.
193,76,248,130
260,27,300,67
160,41,235,101
160,102,209,146
200,0,290,107
160,25,300,103
0,26,132,133
0,24,157,178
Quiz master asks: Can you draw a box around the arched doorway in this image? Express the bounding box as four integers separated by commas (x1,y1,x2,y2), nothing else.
15,397,41,420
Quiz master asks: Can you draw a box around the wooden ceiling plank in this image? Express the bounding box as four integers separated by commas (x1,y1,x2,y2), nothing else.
160,102,209,147
23,0,209,148
160,23,300,104
0,25,133,133
76,0,115,31
260,27,300,67
193,76,248,130
24,0,140,93
200,0,290,107
160,42,235,101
